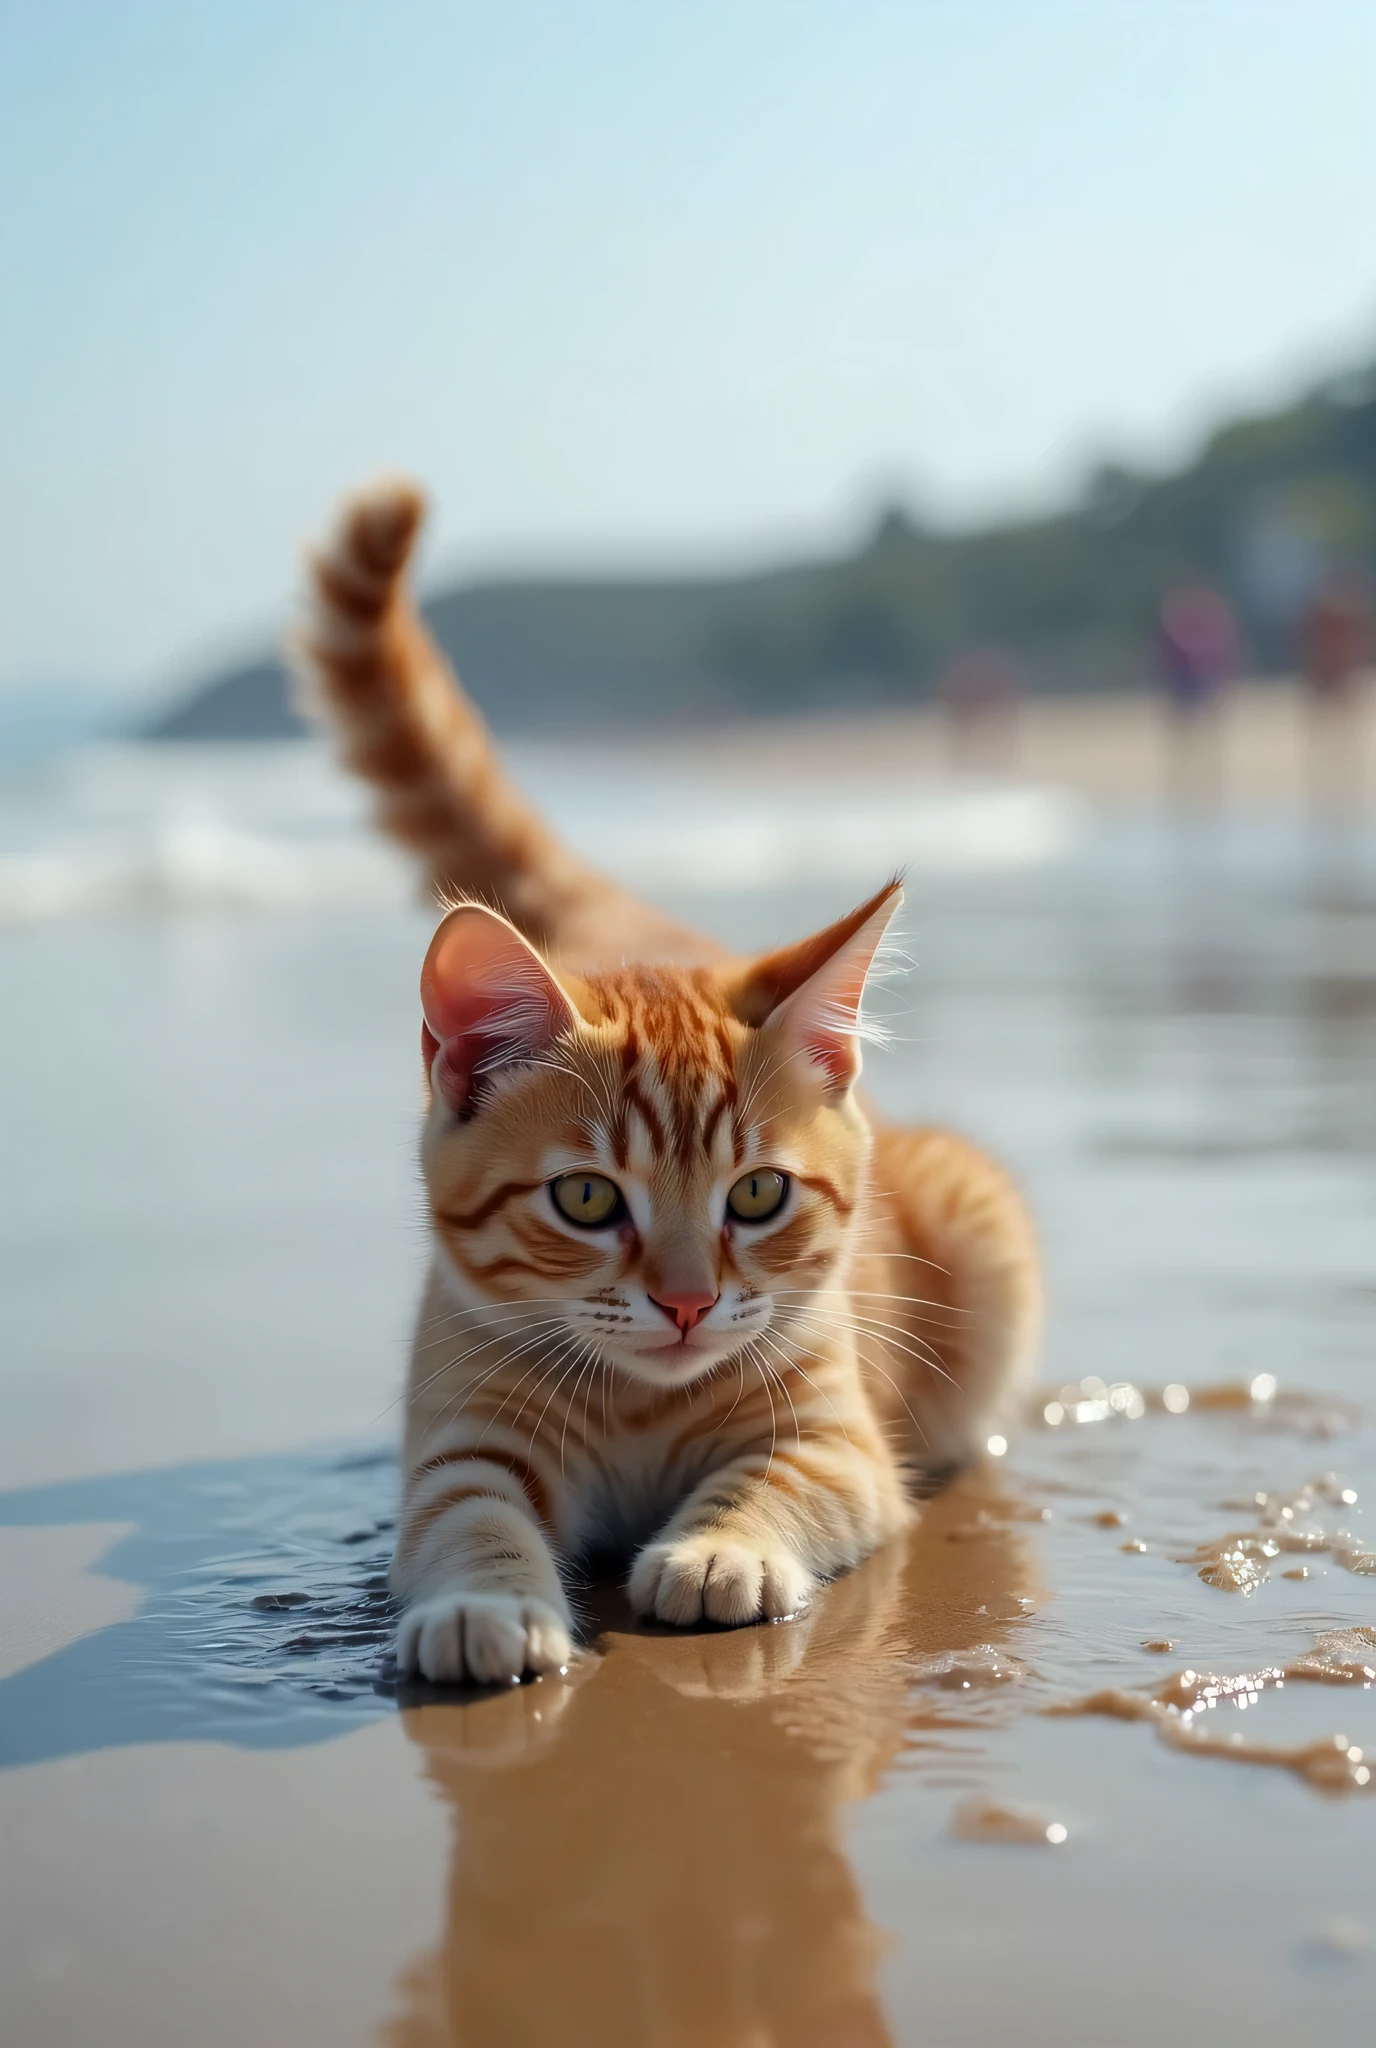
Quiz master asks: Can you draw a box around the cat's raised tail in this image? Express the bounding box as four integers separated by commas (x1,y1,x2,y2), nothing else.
294,479,643,955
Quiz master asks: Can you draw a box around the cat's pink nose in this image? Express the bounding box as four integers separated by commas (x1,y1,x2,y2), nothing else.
648,1286,719,1334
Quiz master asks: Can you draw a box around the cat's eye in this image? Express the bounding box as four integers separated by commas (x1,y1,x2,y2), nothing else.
726,1170,789,1223
550,1173,625,1229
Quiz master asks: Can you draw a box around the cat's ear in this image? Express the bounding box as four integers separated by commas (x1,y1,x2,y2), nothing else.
730,879,903,1091
420,905,577,1114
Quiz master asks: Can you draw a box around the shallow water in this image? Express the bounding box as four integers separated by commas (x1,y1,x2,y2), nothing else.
2,764,1375,2044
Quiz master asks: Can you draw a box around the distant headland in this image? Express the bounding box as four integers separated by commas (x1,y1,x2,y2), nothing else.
149,358,1376,741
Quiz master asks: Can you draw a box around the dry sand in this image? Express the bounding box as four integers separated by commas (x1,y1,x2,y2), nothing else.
664,675,1376,807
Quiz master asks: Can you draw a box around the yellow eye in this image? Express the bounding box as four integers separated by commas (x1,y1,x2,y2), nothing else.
726,1170,789,1223
550,1173,624,1228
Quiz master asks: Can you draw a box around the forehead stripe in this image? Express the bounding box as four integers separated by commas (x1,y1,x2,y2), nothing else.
622,1071,666,1150
699,1090,731,1159
608,1025,662,1161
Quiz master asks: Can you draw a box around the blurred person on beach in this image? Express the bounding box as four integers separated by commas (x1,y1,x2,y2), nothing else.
1156,584,1239,810
1301,567,1374,817
939,647,1024,776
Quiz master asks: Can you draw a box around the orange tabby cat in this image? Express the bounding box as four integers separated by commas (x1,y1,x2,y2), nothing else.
296,482,1041,1685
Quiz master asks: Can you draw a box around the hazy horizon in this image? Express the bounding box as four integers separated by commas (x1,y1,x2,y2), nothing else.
3,1,1375,701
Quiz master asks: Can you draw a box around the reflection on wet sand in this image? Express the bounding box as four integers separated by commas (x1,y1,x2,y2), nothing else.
380,1470,1039,2048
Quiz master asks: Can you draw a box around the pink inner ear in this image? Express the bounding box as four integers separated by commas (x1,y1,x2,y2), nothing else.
797,961,871,1087
792,1002,863,1090
420,907,574,1110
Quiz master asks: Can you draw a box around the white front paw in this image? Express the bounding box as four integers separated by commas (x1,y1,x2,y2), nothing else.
628,1538,814,1628
396,1590,572,1685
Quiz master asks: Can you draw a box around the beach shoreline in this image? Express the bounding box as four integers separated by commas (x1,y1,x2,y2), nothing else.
649,674,1376,806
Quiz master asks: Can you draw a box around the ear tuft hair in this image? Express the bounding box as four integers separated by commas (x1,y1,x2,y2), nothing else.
728,878,905,1091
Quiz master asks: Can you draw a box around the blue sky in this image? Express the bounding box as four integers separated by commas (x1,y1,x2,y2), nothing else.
2,1,1374,697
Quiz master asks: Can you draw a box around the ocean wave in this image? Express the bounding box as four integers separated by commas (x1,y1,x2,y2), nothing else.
0,744,1083,920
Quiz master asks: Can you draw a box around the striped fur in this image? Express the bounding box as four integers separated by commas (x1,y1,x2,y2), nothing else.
297,481,1042,1685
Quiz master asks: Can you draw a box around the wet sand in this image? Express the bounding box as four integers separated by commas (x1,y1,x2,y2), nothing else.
3,1436,1373,2046
3,793,1376,2044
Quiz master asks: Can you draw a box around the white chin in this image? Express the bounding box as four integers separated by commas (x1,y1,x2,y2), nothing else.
609,1338,731,1385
